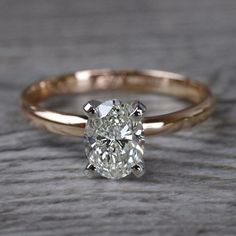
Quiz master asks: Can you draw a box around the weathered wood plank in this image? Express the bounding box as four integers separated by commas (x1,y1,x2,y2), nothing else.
0,0,236,235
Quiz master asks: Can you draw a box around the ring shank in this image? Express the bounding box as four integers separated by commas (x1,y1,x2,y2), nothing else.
21,69,214,136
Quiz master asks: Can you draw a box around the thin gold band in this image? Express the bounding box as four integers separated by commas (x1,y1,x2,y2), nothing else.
21,69,214,136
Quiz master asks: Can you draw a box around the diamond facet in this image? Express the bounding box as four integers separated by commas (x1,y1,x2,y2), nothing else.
84,99,145,179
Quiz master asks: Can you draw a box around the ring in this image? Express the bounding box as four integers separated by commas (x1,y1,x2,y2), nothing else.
21,69,214,179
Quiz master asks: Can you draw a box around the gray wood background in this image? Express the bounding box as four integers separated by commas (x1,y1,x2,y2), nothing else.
0,0,236,235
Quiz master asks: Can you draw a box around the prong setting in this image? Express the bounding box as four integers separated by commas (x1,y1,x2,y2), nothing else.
131,100,146,117
132,162,145,178
83,100,101,116
84,163,97,178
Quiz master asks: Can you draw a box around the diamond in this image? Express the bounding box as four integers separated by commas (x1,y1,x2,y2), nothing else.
84,99,145,179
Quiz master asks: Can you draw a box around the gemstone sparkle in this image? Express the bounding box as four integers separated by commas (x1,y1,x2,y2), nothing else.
84,99,145,179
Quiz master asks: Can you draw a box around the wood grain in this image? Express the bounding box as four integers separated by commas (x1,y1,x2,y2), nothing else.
0,0,236,235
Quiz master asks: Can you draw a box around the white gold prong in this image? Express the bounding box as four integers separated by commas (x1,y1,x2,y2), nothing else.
84,163,96,177
132,162,145,177
83,100,100,116
131,101,146,117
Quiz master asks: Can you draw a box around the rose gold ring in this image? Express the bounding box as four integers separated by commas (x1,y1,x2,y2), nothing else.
21,69,214,179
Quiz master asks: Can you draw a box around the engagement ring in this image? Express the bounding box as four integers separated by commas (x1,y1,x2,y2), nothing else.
21,69,214,179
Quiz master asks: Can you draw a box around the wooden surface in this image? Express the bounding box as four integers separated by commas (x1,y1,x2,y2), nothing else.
0,0,236,235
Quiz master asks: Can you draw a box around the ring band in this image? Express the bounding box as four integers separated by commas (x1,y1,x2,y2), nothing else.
21,69,214,179
21,69,213,136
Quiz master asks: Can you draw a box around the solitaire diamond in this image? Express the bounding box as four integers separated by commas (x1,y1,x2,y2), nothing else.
84,99,145,179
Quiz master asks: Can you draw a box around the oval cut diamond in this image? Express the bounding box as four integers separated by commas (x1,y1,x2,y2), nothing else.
84,99,145,179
